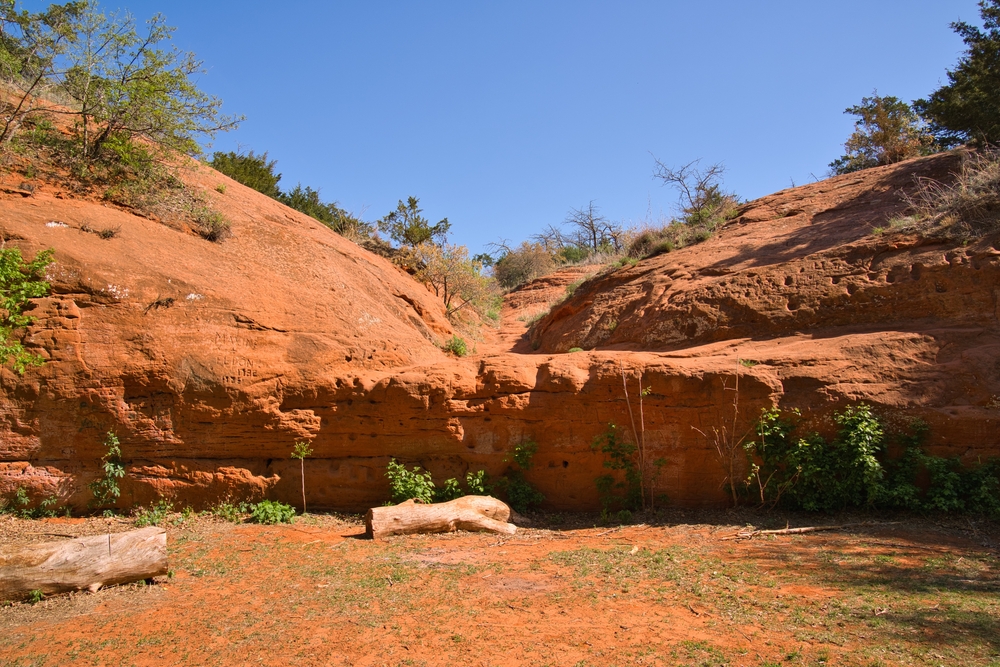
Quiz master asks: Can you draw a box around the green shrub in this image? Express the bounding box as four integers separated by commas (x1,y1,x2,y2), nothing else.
0,247,54,374
250,500,295,525
386,459,435,504
192,207,232,242
89,431,125,511
209,150,282,197
433,477,463,503
134,499,173,527
592,424,642,512
465,470,493,495
1,486,60,519
210,499,250,523
746,406,1000,515
442,335,468,357
496,441,544,513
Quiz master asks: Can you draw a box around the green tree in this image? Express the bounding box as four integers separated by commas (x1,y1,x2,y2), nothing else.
830,94,935,174
0,0,84,143
379,196,450,247
0,247,53,374
278,184,373,237
915,0,1000,146
61,3,241,161
209,149,282,197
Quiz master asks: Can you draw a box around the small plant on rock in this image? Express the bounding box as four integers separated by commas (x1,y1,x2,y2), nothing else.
442,335,469,357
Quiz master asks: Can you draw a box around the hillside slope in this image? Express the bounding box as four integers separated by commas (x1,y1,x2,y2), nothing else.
0,151,998,511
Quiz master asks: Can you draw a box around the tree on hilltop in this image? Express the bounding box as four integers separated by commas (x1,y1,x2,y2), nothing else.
210,149,282,197
915,0,1000,146
829,93,936,175
379,196,450,248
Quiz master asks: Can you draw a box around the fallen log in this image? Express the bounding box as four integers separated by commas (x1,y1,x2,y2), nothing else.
721,521,900,541
0,526,168,601
366,495,517,539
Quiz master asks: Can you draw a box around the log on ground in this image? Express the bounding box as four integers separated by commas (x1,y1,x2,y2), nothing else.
0,526,168,601
366,495,517,539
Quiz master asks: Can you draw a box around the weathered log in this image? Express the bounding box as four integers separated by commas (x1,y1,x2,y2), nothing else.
366,495,517,539
0,526,168,601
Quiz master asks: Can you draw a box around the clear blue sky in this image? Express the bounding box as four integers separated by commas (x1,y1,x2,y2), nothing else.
41,1,984,254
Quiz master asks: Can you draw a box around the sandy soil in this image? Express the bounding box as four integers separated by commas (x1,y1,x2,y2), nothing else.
2,510,998,666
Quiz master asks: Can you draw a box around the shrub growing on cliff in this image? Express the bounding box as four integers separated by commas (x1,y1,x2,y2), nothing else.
0,247,53,374
209,149,282,197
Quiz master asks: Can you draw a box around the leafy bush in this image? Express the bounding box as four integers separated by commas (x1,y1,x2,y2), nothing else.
415,244,501,324
386,459,435,504
89,431,125,510
209,150,282,197
1,486,60,519
433,477,463,503
442,335,468,357
379,196,450,247
496,441,545,513
0,247,54,374
250,500,295,525
492,241,557,290
134,499,173,527
465,470,493,495
592,424,642,512
210,499,250,523
746,406,1000,515
385,459,493,504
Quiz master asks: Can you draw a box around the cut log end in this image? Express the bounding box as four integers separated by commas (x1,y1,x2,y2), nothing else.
366,495,517,540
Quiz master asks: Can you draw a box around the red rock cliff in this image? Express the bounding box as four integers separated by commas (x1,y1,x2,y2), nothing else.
1,152,998,511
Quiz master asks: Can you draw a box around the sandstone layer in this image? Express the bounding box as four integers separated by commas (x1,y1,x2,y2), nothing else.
1,152,998,511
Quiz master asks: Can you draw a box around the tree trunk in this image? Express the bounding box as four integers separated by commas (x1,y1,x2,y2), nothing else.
366,495,517,539
0,527,168,601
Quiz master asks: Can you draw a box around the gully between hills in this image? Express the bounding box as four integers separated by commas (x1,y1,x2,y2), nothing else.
0,152,997,511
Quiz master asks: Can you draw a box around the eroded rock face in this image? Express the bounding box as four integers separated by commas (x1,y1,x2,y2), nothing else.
1,152,998,512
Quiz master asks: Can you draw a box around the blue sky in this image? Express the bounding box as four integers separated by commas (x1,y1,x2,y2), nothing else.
45,1,983,253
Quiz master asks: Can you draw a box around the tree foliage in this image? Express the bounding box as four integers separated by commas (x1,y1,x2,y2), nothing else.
0,247,53,374
829,94,936,174
915,0,1000,146
0,0,83,142
209,149,282,197
414,243,500,321
59,4,242,160
379,196,450,247
491,241,556,290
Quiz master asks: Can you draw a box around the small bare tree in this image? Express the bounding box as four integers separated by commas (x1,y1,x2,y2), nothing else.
564,201,623,252
691,359,755,507
652,157,738,226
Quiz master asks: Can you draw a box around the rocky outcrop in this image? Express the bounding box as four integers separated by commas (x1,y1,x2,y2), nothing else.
1,152,998,512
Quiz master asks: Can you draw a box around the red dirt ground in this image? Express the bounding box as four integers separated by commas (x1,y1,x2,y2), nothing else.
2,512,998,666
